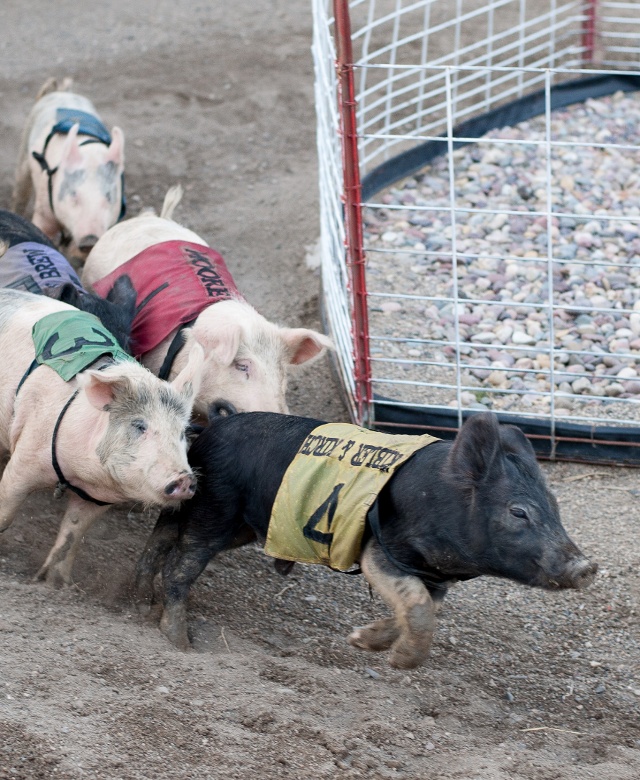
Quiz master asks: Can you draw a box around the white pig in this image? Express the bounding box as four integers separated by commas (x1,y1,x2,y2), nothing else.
82,186,333,419
0,289,203,587
11,77,125,259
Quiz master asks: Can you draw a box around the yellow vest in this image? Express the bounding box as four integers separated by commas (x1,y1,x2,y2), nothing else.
264,423,439,571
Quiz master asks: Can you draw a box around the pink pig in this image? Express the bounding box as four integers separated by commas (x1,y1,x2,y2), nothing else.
82,186,334,420
12,78,125,260
0,289,203,587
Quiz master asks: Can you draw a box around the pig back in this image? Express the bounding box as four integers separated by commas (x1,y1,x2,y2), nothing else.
0,291,130,447
28,92,99,149
0,291,68,447
188,413,322,536
81,216,208,287
91,241,242,358
1,242,83,295
0,209,58,249
30,310,134,381
265,424,439,570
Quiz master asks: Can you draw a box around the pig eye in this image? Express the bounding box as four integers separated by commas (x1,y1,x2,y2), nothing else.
235,360,250,378
510,507,528,520
131,419,147,435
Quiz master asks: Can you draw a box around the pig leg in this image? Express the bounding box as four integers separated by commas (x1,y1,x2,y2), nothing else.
159,523,248,650
349,589,447,652
349,616,400,652
350,540,436,670
160,540,217,650
134,509,181,618
11,154,33,216
0,449,49,532
35,495,110,587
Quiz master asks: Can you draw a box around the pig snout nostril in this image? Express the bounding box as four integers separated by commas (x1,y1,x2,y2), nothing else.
164,480,179,496
574,560,598,588
78,234,99,252
570,559,598,589
164,474,196,498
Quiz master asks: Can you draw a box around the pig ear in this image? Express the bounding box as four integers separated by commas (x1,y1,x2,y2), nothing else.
499,424,536,459
45,282,82,307
60,123,83,169
76,369,130,411
281,328,334,365
447,412,502,487
106,274,137,324
106,126,125,166
200,323,242,367
171,338,204,403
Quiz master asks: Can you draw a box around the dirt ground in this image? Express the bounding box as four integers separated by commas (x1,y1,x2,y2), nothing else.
0,1,638,778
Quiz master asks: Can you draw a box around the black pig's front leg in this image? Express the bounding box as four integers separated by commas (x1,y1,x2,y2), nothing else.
159,519,256,650
349,539,436,669
134,508,182,618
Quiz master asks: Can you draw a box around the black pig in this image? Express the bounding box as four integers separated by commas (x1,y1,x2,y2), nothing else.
134,412,597,668
0,209,136,351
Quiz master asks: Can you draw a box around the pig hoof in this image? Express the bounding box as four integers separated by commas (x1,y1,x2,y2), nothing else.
159,614,191,651
388,638,430,670
133,583,156,617
348,618,400,652
136,600,152,617
161,627,191,652
138,602,162,623
34,564,71,588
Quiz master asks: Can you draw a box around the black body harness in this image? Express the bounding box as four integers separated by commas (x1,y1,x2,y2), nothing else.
157,320,196,380
50,389,110,505
16,360,112,507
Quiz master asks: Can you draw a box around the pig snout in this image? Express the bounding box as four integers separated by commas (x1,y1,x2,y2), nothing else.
78,234,100,253
556,557,598,590
164,472,197,500
539,546,598,590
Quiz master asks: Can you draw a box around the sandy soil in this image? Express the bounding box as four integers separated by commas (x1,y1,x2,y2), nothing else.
0,2,638,778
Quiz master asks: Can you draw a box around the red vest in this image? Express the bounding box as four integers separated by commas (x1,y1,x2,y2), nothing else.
92,241,242,358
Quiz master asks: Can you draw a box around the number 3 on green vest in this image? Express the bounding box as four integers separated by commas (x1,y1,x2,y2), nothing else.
302,483,344,548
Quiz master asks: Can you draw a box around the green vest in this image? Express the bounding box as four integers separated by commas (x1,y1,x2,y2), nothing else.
32,311,133,381
264,423,440,571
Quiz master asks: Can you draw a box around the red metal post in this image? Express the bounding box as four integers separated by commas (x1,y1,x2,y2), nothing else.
333,0,373,426
581,0,598,62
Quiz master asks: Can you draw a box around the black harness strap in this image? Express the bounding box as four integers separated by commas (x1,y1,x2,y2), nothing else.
51,389,112,506
31,151,59,216
158,320,196,380
366,501,450,591
32,135,126,225
15,359,40,396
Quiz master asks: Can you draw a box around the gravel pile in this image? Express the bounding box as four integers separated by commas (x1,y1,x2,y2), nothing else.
364,90,640,424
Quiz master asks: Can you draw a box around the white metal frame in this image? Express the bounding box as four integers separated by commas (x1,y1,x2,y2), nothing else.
314,0,640,453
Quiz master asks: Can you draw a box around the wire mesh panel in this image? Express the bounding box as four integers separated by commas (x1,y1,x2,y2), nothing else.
313,0,640,462
313,0,358,414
